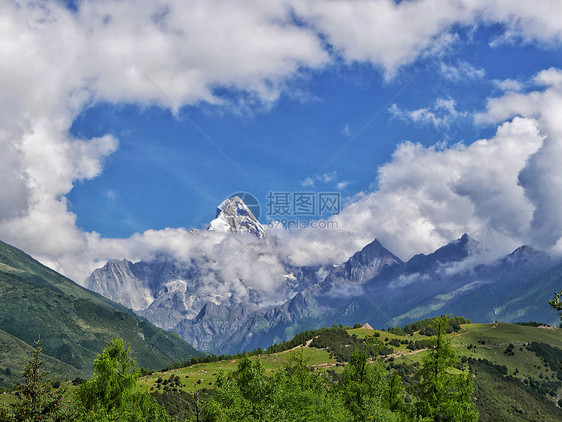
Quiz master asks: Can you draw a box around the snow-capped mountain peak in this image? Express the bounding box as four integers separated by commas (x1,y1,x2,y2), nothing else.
208,196,265,238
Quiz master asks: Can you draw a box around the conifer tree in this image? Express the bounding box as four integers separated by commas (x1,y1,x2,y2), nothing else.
3,338,70,422
414,315,478,421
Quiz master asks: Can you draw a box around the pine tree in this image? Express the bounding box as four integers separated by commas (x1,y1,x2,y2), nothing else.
414,315,478,422
7,338,70,422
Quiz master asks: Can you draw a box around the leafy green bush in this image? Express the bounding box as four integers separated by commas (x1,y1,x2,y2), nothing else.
75,338,171,422
204,354,353,421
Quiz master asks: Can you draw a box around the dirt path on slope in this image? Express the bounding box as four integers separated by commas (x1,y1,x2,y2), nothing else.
278,337,316,354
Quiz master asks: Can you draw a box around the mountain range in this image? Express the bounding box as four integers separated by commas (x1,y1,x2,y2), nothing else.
86,196,562,354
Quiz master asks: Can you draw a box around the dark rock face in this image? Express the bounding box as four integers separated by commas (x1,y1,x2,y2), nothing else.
343,239,403,283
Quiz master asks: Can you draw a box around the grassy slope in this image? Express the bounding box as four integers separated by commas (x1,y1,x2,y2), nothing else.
136,347,336,393
388,323,562,371
471,359,561,422
452,323,562,378
369,323,562,420
135,323,562,419
0,328,85,389
0,240,202,379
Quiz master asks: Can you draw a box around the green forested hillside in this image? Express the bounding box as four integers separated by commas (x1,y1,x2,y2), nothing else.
0,240,122,309
134,321,562,421
2,317,561,421
0,240,202,382
0,328,85,388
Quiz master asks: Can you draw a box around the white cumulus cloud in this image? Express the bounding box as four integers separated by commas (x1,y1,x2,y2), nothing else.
477,68,562,250
2,0,562,284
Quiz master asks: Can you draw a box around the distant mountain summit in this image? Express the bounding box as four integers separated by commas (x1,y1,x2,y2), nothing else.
404,233,478,273
208,196,265,238
318,238,403,298
85,197,562,355
343,238,402,283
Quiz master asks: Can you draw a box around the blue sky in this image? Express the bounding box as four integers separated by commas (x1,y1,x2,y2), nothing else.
2,0,562,282
67,24,560,238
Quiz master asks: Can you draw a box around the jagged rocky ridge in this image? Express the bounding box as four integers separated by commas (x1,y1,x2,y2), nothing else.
86,198,562,354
